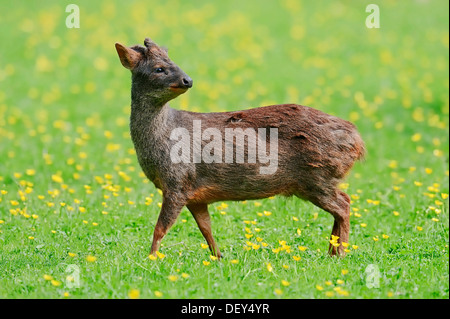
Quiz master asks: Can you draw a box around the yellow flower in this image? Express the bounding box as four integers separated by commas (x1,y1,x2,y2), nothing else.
218,202,228,210
203,260,210,266
154,291,163,298
63,292,70,298
43,274,53,281
274,288,283,296
282,265,289,270
360,223,367,228
337,289,349,296
441,193,449,200
416,226,423,231
51,174,63,184
373,237,379,242
10,200,19,206
148,254,157,261
210,255,218,261
128,289,140,299
281,280,290,287
342,269,349,275
51,280,61,287
155,251,165,259
325,281,333,286
28,236,34,240
330,239,340,247
316,285,324,291
325,291,335,297
168,275,178,282
266,263,273,272
393,211,400,216
339,183,349,190
68,252,77,257
78,152,88,159
293,255,301,261
296,229,302,236
298,246,308,251
263,210,272,216
388,160,398,169
86,255,97,262
382,234,389,239
411,133,422,142
336,279,344,285
231,259,239,265
431,218,439,222
78,207,86,213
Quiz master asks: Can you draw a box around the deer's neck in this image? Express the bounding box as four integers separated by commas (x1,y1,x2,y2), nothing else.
131,94,172,137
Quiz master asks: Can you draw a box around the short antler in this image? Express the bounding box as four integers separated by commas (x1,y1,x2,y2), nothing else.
144,38,156,48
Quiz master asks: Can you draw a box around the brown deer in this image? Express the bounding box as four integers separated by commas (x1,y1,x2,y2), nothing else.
115,38,365,258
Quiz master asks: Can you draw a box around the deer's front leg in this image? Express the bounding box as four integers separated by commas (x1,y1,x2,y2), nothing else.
149,193,185,256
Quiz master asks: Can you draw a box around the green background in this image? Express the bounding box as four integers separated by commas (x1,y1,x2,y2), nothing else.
0,0,448,298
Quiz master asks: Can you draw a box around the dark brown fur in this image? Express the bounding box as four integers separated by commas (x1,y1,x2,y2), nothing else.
115,38,365,258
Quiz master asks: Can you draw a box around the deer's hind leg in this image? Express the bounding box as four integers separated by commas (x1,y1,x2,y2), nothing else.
304,188,351,257
187,203,222,258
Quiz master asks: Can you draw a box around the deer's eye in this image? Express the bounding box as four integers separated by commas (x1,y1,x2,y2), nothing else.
155,67,165,73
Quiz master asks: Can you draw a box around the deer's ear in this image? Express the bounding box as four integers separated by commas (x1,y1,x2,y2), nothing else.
115,42,142,70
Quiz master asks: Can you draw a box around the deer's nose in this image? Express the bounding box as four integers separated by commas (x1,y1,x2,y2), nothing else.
182,76,193,88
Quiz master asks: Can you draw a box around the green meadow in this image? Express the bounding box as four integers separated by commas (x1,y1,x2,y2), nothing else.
0,0,448,299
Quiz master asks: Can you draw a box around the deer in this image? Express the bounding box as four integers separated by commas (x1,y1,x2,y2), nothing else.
115,38,365,258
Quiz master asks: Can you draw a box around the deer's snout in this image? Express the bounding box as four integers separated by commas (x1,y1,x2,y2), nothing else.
181,76,193,89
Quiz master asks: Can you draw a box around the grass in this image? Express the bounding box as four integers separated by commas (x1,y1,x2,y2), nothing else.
0,0,448,299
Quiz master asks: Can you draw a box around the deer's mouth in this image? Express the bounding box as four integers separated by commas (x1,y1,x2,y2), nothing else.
169,85,189,93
